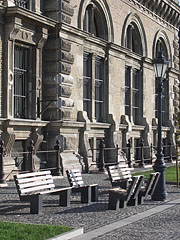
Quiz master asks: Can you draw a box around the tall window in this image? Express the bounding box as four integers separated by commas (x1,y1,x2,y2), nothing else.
125,66,130,117
132,69,140,124
83,53,92,119
125,24,143,55
125,66,142,124
95,57,104,121
154,39,169,126
14,46,29,119
83,53,105,122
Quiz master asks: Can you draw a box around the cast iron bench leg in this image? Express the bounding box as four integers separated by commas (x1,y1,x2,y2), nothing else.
119,199,127,208
138,195,144,204
91,186,98,202
59,189,71,207
127,197,138,206
30,195,43,214
81,186,91,204
108,193,119,210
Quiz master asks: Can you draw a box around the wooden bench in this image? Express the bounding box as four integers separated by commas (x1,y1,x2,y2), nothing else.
66,169,98,204
14,170,72,214
138,172,161,204
108,175,145,210
106,164,133,188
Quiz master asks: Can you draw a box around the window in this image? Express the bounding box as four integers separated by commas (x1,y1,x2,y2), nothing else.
125,24,143,55
132,69,140,124
83,53,105,122
83,3,107,40
14,45,30,119
95,57,104,121
154,38,169,126
125,66,142,124
125,66,130,117
83,53,92,119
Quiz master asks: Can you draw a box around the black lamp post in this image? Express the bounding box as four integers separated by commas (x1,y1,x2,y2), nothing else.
152,51,169,201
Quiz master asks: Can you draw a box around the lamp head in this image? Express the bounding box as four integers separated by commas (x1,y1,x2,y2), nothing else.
153,51,169,79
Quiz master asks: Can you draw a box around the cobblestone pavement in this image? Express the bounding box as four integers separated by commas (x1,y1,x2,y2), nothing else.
93,204,180,240
0,172,180,239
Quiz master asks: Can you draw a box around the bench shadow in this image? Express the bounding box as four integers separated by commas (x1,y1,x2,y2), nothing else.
55,202,108,214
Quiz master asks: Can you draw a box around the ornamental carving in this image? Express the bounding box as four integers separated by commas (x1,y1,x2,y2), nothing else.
61,14,71,24
61,2,74,16
61,51,74,64
60,108,72,120
60,85,72,97
16,29,36,45
60,62,71,74
60,39,71,52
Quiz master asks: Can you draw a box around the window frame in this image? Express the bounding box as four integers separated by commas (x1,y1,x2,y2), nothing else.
14,44,33,119
125,66,142,125
83,52,106,122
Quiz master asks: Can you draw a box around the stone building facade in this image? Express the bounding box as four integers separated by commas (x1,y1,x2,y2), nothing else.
0,0,179,176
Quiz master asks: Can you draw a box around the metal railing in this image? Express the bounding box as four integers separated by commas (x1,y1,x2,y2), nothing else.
88,139,176,172
0,139,62,184
14,0,29,8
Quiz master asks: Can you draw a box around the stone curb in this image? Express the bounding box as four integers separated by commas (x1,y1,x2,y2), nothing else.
47,227,84,240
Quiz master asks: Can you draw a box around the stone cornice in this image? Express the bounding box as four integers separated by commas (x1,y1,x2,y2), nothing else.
123,0,180,29
5,7,56,27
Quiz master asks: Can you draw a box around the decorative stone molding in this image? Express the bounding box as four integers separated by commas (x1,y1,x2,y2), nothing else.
60,85,72,97
36,27,48,49
6,17,22,41
61,51,74,64
173,78,180,114
60,62,71,75
1,129,15,155
60,38,71,52
16,28,36,45
126,0,180,29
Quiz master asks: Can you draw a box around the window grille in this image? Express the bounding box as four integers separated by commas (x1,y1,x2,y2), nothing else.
132,69,140,124
95,57,104,122
83,53,92,119
14,46,28,119
125,66,131,117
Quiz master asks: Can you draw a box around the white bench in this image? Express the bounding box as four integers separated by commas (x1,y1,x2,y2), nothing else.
106,164,133,188
14,170,72,214
66,169,98,204
108,175,145,209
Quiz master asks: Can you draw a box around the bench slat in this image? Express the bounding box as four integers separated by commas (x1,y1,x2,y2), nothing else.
16,175,53,184
17,179,54,189
16,170,51,179
20,183,55,195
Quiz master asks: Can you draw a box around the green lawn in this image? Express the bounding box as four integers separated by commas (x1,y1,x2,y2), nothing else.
133,165,179,182
0,221,72,240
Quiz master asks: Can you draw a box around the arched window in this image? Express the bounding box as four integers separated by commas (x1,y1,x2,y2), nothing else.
125,23,143,55
155,38,168,59
83,3,107,40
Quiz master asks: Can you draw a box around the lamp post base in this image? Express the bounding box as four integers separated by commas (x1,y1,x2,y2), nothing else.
151,162,167,201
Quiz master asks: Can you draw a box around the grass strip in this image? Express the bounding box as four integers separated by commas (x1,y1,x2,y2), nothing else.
0,221,72,240
133,165,178,182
